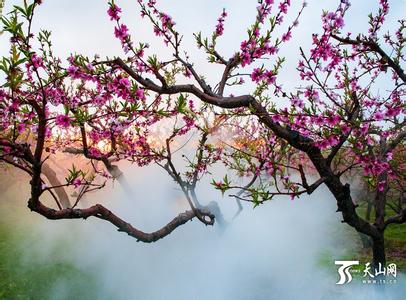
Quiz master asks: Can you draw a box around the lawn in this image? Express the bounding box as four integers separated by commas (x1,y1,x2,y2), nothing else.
0,203,99,300
0,172,105,299
317,204,406,275
355,204,406,270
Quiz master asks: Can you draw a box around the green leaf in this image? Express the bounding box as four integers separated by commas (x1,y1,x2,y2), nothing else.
176,94,187,113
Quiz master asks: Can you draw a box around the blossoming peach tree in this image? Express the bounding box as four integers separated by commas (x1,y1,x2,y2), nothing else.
0,0,404,271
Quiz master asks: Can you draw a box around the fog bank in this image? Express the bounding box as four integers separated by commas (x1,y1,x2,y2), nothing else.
1,164,404,300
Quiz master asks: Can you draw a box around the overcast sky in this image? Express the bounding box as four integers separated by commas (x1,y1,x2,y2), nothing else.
1,0,405,94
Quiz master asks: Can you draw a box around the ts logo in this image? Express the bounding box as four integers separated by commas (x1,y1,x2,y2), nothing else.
335,260,359,284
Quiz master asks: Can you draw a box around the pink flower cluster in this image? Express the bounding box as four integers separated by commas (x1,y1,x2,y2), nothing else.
178,116,195,135
215,9,227,37
114,24,129,44
250,68,276,84
107,3,122,21
55,114,72,128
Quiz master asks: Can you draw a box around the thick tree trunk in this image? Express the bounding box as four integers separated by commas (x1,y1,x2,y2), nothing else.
371,164,387,273
371,232,386,273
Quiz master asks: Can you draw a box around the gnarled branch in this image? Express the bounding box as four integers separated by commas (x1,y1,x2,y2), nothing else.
28,200,214,243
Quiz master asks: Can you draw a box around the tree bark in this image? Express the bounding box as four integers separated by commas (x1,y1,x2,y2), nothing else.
371,232,386,273
28,201,214,242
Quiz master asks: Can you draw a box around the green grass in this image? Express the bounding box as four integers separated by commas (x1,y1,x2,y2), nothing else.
0,219,99,299
317,204,406,275
355,204,406,240
355,204,406,269
0,176,104,299
384,224,406,242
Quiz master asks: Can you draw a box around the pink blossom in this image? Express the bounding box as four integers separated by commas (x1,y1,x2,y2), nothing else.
178,116,195,135
113,76,131,99
373,111,384,121
135,88,146,101
341,124,351,135
282,31,292,42
272,114,282,122
215,9,227,37
240,52,251,67
30,54,44,69
326,114,340,127
114,24,129,42
267,46,278,55
251,68,264,82
291,96,304,108
264,70,276,84
183,67,192,78
385,107,401,118
159,13,174,29
17,123,25,134
153,26,162,36
334,16,344,28
304,88,319,101
360,123,369,135
67,65,82,79
55,114,71,128
377,181,386,192
89,147,102,158
278,2,288,14
107,4,122,21
73,178,82,188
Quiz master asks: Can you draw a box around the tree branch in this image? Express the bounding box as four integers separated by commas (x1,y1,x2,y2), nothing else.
383,208,406,230
114,58,253,108
387,130,406,152
63,147,123,179
28,200,213,243
331,34,406,83
114,56,380,241
326,91,360,165
218,56,239,96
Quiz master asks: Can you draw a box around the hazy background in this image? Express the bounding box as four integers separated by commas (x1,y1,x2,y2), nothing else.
1,161,405,299
0,0,405,299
